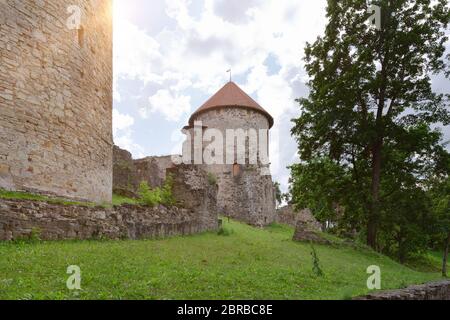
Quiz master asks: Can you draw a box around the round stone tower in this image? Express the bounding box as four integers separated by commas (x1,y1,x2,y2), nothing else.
185,82,277,226
0,0,113,203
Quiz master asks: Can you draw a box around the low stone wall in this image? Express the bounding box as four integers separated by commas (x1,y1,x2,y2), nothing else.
355,280,450,300
1,164,219,241
0,199,218,241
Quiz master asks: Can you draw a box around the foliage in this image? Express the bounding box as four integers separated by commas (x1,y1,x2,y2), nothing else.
138,182,161,207
217,225,234,236
0,220,443,300
112,194,139,206
430,177,450,237
290,0,450,258
428,177,450,276
289,158,350,229
273,182,283,207
160,175,176,206
138,176,176,207
0,189,96,207
207,173,218,186
310,245,324,277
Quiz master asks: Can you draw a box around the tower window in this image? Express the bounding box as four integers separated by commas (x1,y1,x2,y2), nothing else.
233,163,241,177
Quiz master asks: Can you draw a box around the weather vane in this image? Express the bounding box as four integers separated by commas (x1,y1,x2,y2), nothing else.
226,69,232,82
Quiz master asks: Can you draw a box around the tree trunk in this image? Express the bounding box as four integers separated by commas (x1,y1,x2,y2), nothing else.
443,231,450,277
368,140,382,249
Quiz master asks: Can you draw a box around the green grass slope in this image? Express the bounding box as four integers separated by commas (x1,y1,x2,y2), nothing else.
0,220,443,300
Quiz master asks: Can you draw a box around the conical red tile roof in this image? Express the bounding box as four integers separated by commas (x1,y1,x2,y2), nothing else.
189,82,274,128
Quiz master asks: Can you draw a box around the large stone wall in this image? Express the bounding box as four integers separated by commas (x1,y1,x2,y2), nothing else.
112,146,176,196
0,0,113,203
135,156,175,188
112,145,137,196
168,164,219,231
0,164,219,240
355,280,450,300
187,108,277,226
220,167,276,227
0,199,218,241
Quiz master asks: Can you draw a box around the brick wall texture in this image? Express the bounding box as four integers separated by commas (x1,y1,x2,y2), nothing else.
0,0,113,203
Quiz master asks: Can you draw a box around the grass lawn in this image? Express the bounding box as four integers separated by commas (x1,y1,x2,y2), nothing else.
0,189,139,208
112,194,139,206
0,220,444,300
0,189,96,207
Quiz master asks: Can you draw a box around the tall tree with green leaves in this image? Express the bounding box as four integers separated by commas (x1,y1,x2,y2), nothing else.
429,177,450,276
291,0,450,249
274,182,283,208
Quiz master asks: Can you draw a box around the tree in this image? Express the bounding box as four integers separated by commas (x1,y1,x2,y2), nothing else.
274,182,283,208
430,177,450,277
291,0,450,249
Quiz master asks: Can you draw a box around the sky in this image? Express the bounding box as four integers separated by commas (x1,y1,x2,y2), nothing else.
112,0,450,193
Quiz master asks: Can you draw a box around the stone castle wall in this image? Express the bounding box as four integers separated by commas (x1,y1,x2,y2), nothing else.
168,164,219,231
113,146,176,196
134,155,175,188
189,108,276,226
0,0,113,203
0,199,217,241
355,280,450,300
112,146,137,196
0,164,219,241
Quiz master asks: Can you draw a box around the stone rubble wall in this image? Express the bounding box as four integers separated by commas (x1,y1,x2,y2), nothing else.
289,206,329,244
354,280,450,300
113,146,176,197
0,162,219,241
222,167,277,227
276,205,322,231
168,164,220,231
0,0,113,203
134,156,175,189
0,199,217,241
112,146,138,197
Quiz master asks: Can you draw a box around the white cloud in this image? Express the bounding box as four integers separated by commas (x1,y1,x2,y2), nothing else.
115,131,146,159
143,89,192,122
113,109,134,135
112,109,146,158
113,0,450,190
113,0,329,189
113,5,163,85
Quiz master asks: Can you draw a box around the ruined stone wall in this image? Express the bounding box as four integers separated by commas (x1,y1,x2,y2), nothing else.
355,280,450,300
168,164,219,231
0,164,219,241
0,0,113,203
276,206,322,231
112,145,137,197
134,156,175,188
112,146,176,196
0,199,217,241
190,108,276,226
219,167,276,226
